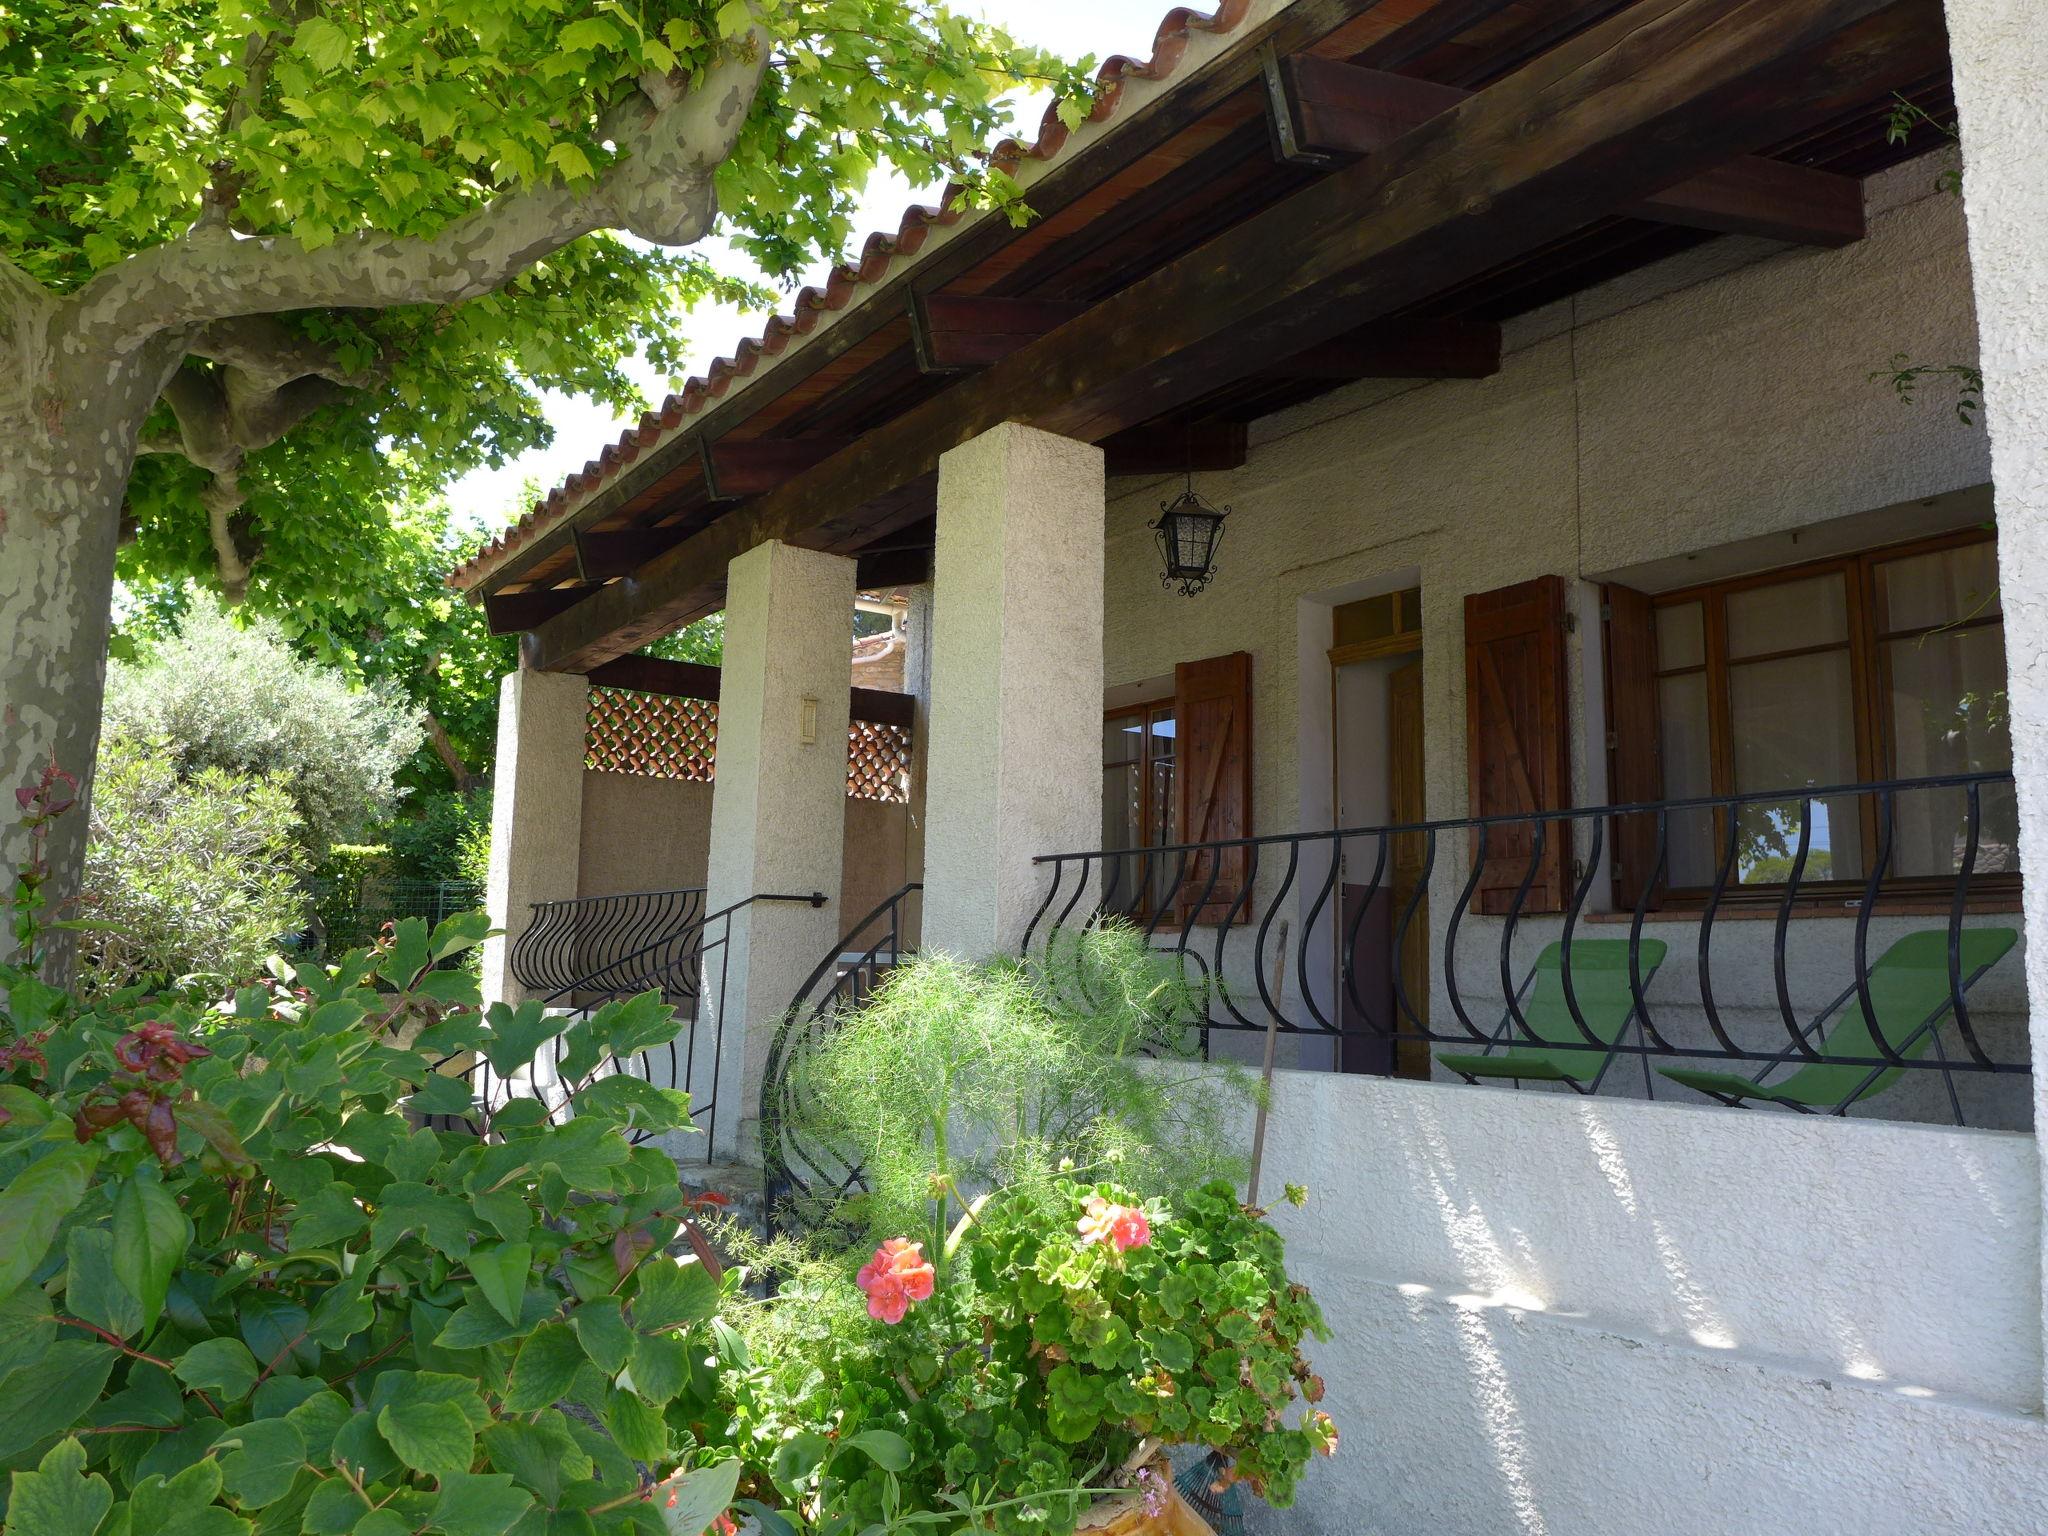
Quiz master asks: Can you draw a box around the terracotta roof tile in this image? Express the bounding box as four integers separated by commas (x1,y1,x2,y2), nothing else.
450,0,1257,593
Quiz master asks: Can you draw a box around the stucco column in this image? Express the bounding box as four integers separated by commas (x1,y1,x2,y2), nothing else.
922,422,1105,958
481,665,588,1007
899,582,935,948
1944,0,2048,1398
701,539,856,1160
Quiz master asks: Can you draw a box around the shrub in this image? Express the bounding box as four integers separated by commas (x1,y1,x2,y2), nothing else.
105,596,421,855
379,791,491,886
76,738,306,998
0,773,749,1536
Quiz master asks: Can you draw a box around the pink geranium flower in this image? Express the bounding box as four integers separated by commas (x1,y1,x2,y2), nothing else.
857,1237,936,1324
1077,1195,1152,1253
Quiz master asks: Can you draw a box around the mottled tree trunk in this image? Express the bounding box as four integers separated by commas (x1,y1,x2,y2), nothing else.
0,335,179,971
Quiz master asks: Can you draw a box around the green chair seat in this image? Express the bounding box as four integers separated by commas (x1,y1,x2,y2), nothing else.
1657,927,2017,1113
1437,938,1668,1090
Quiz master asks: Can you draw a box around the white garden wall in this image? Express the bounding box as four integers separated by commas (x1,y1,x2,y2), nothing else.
1237,1072,2048,1536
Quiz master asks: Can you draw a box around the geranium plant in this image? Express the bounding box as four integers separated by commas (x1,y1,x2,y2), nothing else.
0,767,754,1535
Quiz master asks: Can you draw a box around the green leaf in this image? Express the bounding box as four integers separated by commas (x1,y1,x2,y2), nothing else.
480,1002,570,1077
502,1324,585,1412
545,141,596,182
285,1390,354,1464
0,1282,56,1377
0,1341,117,1456
602,1389,666,1464
469,1242,531,1325
129,1458,249,1536
239,1292,315,1375
293,14,352,71
64,1229,144,1342
114,1179,191,1332
0,1145,97,1301
477,1415,589,1507
623,1330,687,1405
379,918,431,989
330,1412,399,1485
655,1460,741,1535
632,1257,717,1332
841,1429,911,1473
432,1472,532,1536
218,1418,306,1509
6,1437,112,1536
300,1480,368,1536
571,1075,691,1134
378,1399,475,1481
409,1072,476,1118
289,1186,367,1249
713,0,754,40
173,1337,260,1402
570,1297,630,1374
556,16,623,52
429,911,494,962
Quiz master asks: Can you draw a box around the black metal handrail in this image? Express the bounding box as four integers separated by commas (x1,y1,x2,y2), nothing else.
452,891,826,1151
1025,772,2027,1123
760,883,922,1230
509,886,707,999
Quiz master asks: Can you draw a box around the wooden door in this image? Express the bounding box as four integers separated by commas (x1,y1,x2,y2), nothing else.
1387,659,1432,1078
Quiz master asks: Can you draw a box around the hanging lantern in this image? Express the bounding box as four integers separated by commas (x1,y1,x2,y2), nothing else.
1150,484,1230,596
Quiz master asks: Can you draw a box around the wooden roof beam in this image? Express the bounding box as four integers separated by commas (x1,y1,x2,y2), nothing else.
485,585,608,635
701,435,855,500
1268,53,1867,246
527,0,1943,672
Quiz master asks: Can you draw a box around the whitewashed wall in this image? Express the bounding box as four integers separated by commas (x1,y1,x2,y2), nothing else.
1091,148,2032,1127
1234,1073,2048,1536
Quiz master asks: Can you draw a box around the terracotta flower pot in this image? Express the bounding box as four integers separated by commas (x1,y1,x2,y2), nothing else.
1075,1464,1217,1536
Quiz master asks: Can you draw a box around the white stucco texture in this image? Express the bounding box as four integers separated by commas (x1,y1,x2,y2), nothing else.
923,422,1106,958
481,665,588,1006
702,538,857,1154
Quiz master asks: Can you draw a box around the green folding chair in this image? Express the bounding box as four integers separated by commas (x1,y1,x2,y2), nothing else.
1658,927,2016,1118
1438,939,1669,1094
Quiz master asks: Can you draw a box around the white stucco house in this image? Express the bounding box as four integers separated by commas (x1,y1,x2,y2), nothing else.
454,0,2048,1529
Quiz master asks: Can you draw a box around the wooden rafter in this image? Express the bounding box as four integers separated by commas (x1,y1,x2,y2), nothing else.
529,0,1941,672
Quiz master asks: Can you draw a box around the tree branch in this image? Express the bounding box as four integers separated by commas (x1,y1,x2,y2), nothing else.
64,40,769,350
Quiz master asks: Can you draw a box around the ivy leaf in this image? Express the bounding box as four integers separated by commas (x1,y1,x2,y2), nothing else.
0,1144,97,1301
5,1436,112,1536
468,1241,531,1325
502,1323,585,1412
113,1178,191,1332
377,1399,475,1481
480,1002,570,1076
432,1472,532,1536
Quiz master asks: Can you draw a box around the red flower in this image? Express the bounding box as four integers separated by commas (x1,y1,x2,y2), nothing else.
1078,1196,1152,1253
856,1238,935,1325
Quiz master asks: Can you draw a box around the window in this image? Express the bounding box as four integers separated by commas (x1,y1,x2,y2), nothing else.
1102,702,1177,913
1636,531,2015,893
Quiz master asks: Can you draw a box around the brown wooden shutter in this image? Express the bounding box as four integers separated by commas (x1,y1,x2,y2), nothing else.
1175,651,1253,925
1464,576,1572,914
1602,583,1664,910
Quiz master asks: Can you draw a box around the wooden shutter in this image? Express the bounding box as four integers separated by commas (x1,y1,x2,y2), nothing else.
1175,651,1253,925
1464,576,1572,914
1602,583,1664,910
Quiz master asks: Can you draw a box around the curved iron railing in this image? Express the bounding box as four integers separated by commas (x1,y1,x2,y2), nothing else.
508,887,707,1000
448,890,825,1150
760,883,922,1231
1025,772,2027,1125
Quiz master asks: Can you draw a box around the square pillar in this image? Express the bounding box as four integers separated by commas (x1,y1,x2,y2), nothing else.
1944,0,2048,1399
702,539,857,1159
899,582,935,948
481,665,588,1006
922,422,1105,958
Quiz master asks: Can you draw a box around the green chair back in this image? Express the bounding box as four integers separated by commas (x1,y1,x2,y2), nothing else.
1439,938,1667,1083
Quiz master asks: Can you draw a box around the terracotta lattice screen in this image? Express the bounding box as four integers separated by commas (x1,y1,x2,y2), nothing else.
585,685,910,803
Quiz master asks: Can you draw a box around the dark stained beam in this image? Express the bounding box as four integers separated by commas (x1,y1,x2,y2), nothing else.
701,436,855,500
855,546,934,591
586,655,722,700
1265,318,1501,381
911,294,1088,372
530,0,1942,671
1271,54,1867,245
576,528,682,580
851,686,917,728
486,586,605,635
1100,422,1250,477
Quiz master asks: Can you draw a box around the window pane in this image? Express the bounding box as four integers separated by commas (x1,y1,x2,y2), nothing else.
1887,625,2017,876
1147,709,1179,910
1730,650,1863,882
1879,541,2002,633
1658,673,1716,887
1725,573,1848,659
1654,602,1705,672
1102,718,1144,909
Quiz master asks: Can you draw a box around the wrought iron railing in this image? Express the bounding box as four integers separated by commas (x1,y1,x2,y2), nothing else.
760,883,922,1230
509,887,707,1000
454,890,825,1151
1025,773,2028,1125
